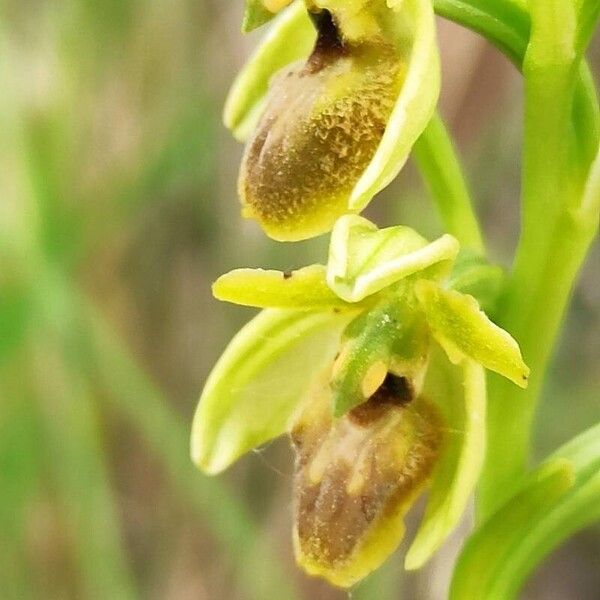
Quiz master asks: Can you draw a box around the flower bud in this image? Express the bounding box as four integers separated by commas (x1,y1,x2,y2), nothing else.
291,372,442,587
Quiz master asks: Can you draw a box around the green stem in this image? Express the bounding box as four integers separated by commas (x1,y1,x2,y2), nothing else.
414,113,485,253
479,0,583,518
433,0,600,520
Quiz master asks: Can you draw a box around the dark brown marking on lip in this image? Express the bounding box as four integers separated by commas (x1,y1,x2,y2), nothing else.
306,9,347,74
283,270,293,280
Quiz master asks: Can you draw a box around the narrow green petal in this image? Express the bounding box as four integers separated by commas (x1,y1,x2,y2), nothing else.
405,353,486,569
415,280,530,387
213,264,357,309
191,309,352,474
224,1,315,140
349,0,440,210
327,215,459,303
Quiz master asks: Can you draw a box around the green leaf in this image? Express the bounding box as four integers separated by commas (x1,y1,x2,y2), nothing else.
406,352,486,569
327,215,459,303
348,0,440,210
213,264,359,309
414,279,529,387
224,1,315,140
191,309,352,474
451,422,600,600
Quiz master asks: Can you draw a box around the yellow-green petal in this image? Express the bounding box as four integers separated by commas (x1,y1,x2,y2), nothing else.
327,215,459,302
191,309,351,474
415,280,530,387
213,264,356,309
349,0,440,210
406,351,486,569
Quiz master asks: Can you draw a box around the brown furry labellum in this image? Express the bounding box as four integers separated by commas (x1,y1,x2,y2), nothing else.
290,373,442,588
239,10,405,241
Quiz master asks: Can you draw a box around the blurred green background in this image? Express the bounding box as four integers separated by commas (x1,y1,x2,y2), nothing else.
0,2,598,599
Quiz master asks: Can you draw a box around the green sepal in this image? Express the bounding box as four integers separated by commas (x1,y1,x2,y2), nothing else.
327,215,459,303
242,0,277,33
213,264,360,309
331,299,402,417
224,1,315,140
191,308,353,474
405,351,486,569
414,279,529,388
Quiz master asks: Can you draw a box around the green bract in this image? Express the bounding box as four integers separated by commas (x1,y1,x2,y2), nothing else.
225,0,440,240
192,216,528,586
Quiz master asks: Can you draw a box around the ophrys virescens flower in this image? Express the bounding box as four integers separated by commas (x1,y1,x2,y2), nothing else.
191,216,528,586
226,0,439,240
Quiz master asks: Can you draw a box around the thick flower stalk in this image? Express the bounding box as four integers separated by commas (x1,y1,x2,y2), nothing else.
225,0,439,240
191,216,528,587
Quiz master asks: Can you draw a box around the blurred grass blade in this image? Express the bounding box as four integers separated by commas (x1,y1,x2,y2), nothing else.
413,112,484,253
351,553,402,600
32,273,138,599
78,292,301,600
450,422,600,600
0,364,43,600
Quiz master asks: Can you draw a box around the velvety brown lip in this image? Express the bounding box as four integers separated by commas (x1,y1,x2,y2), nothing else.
291,382,442,579
239,35,404,241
